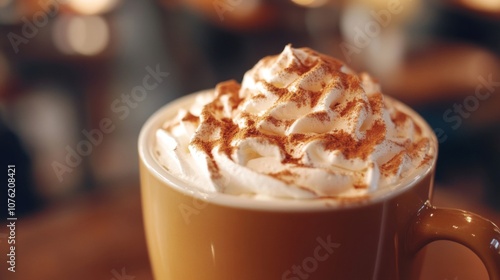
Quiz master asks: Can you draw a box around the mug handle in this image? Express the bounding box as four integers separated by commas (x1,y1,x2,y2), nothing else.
407,202,500,280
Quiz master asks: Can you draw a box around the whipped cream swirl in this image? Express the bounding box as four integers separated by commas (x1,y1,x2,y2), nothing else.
156,45,434,199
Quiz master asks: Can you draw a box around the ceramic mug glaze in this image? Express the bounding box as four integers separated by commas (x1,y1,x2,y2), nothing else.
139,92,500,280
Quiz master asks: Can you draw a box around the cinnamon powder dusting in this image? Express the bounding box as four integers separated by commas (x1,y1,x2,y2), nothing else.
340,73,363,93
380,152,404,176
353,183,367,189
391,111,408,128
339,99,365,117
215,80,242,110
285,56,314,75
407,138,429,159
181,111,199,123
288,133,309,145
414,123,423,135
190,137,220,177
169,45,435,199
265,82,323,109
322,121,386,160
252,93,266,100
268,169,297,184
419,154,433,168
307,111,330,122
262,115,294,128
368,93,383,114
263,82,288,98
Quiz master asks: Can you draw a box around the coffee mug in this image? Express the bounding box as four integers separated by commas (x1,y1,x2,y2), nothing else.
139,92,500,280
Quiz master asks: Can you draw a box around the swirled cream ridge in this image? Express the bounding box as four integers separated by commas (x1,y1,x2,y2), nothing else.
155,45,434,199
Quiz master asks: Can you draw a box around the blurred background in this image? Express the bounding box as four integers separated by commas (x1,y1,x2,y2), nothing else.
0,0,499,279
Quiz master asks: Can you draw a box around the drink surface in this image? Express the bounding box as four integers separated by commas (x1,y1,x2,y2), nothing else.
155,45,435,200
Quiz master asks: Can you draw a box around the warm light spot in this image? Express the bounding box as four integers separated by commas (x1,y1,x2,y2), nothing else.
465,216,472,223
53,15,109,56
461,0,500,11
210,243,216,262
233,0,261,16
291,0,328,7
67,0,120,15
68,16,109,55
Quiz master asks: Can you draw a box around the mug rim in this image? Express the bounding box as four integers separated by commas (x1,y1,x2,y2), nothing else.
138,90,438,212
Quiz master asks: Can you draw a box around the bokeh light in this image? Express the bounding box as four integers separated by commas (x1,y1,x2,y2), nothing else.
291,0,329,8
67,0,120,15
53,15,110,56
233,0,261,16
460,0,500,12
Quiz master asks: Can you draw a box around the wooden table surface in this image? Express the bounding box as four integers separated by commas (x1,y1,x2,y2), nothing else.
1,181,499,280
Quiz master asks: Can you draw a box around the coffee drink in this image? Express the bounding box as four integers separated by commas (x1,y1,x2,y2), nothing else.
139,45,500,280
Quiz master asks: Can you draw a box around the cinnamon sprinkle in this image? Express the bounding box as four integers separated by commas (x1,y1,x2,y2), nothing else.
263,82,288,97
262,115,294,129
353,183,367,189
263,82,325,109
296,88,323,108
368,93,383,114
178,45,434,196
240,112,255,127
288,133,309,145
219,118,239,158
414,123,423,135
268,169,298,183
391,111,408,128
419,154,433,168
407,138,429,159
380,152,405,176
190,137,220,176
339,99,364,117
307,111,330,122
285,57,314,76
252,93,266,100
285,48,318,75
302,48,344,71
322,121,386,160
181,111,199,123
339,73,364,93
215,80,242,110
